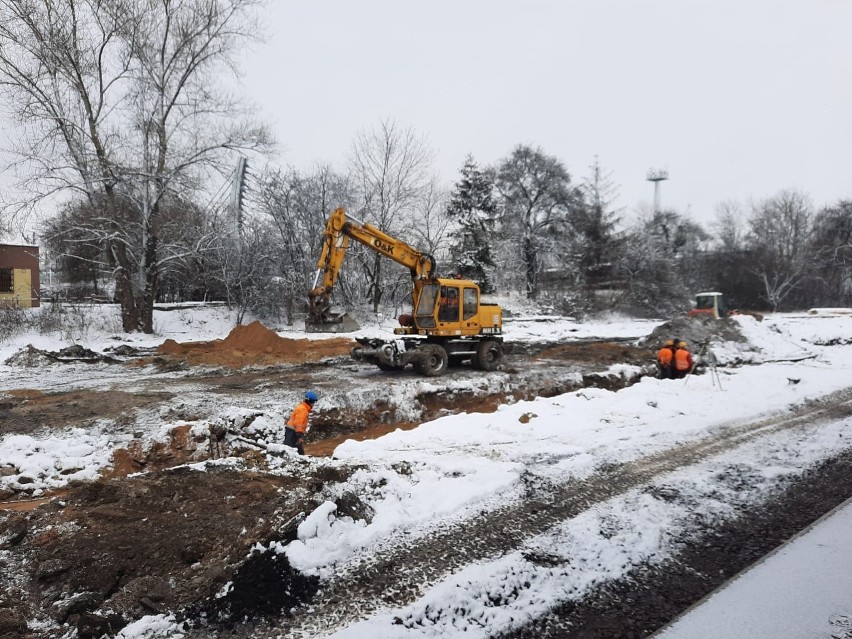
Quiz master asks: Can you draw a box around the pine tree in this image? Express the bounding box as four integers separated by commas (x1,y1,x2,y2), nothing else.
446,155,497,292
576,157,624,305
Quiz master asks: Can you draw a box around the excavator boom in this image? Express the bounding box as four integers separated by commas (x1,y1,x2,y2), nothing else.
306,208,436,332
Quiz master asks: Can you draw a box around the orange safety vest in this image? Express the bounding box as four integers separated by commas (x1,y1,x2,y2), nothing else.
657,347,673,367
286,401,312,434
674,348,692,371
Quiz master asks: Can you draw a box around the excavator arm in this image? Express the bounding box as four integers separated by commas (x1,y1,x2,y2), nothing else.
307,207,436,331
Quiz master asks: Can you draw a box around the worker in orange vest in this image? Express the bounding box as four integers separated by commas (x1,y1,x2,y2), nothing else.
673,341,694,379
284,390,318,455
656,339,675,378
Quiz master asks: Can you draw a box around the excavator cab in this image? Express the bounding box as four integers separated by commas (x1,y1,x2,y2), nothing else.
406,283,463,327
688,292,728,319
395,278,501,337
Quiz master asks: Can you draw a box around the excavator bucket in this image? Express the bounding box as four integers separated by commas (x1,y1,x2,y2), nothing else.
304,312,360,334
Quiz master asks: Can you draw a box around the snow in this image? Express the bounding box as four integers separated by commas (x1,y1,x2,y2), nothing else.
0,429,115,495
114,614,184,638
2,305,852,637
327,420,852,638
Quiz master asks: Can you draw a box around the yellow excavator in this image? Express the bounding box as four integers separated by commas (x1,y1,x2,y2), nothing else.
306,207,503,376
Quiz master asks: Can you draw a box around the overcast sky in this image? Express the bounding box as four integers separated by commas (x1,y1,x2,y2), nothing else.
240,0,852,225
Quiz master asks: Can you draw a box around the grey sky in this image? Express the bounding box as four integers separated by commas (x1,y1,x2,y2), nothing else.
241,0,852,224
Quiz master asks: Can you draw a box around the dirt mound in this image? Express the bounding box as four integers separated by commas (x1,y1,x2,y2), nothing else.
641,315,747,350
156,320,356,368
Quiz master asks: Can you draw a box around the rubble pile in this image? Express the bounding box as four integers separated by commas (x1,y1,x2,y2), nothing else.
4,344,119,367
640,315,747,350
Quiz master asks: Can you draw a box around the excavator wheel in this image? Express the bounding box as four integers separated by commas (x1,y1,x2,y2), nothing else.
415,344,449,377
474,339,503,371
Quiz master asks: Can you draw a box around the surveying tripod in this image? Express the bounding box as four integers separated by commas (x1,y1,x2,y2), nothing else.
684,338,722,389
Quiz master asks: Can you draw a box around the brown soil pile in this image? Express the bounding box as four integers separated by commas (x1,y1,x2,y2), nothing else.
156,320,356,368
0,464,320,637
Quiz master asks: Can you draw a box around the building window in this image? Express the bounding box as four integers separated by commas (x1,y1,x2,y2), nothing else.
0,268,12,293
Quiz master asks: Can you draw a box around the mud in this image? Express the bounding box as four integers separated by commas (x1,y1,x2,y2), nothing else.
0,462,353,638
0,389,173,436
0,328,658,638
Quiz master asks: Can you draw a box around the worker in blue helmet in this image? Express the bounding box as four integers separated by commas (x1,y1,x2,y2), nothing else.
284,390,318,455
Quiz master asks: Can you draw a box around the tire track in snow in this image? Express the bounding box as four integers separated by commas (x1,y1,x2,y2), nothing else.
234,387,852,638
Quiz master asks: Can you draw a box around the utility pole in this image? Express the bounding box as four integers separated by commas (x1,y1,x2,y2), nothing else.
646,168,669,213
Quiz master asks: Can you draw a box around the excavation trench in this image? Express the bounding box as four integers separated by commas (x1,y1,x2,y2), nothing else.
0,340,652,508
305,367,648,457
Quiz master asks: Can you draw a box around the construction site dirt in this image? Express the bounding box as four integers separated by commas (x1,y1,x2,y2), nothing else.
1,323,850,639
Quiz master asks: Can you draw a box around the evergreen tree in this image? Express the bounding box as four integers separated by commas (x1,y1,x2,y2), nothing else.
446,154,497,292
576,158,624,307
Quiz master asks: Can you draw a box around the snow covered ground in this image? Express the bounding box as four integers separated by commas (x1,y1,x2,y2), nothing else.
2,305,852,638
293,314,852,639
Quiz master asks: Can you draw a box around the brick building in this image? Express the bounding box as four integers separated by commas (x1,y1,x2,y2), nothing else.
0,244,40,308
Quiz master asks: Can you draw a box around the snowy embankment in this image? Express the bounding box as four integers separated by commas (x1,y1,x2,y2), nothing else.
285,317,846,569
273,315,852,638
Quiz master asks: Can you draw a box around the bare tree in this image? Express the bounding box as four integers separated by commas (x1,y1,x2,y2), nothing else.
348,119,434,313
204,208,276,325
712,199,747,252
807,200,852,306
0,0,271,332
0,0,135,311
747,189,814,311
255,163,356,325
43,191,209,300
408,176,449,261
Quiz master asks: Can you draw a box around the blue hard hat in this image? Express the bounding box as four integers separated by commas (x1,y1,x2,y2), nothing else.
305,390,318,402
